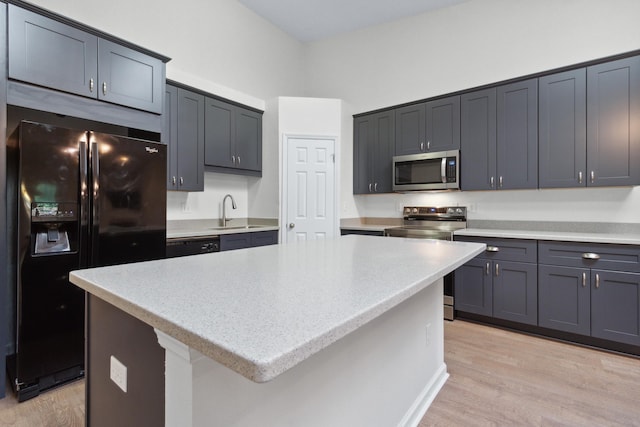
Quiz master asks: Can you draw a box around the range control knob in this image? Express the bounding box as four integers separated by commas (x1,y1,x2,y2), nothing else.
412,208,418,214
456,208,463,214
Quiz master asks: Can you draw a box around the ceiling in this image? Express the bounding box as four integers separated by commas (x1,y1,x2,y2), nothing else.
237,0,469,42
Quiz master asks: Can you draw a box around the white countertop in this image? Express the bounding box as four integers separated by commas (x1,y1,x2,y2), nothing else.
69,236,484,383
455,228,640,245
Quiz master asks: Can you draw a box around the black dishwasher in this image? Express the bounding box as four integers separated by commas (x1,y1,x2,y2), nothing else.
166,236,220,258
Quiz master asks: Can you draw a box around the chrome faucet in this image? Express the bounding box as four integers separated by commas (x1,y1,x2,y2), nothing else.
222,194,237,227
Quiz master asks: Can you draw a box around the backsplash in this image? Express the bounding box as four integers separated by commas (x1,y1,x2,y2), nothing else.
354,186,640,223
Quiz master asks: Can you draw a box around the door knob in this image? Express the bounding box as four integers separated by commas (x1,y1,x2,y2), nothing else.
289,223,295,229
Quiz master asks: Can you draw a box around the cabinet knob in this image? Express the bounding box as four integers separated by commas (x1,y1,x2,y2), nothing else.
289,223,295,229
102,82,107,96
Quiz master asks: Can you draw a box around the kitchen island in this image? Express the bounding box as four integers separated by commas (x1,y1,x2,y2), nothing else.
70,236,485,427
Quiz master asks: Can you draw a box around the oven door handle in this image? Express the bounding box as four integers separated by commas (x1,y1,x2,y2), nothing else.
441,157,447,183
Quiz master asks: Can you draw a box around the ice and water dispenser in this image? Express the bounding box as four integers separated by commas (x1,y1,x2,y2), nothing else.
30,201,77,256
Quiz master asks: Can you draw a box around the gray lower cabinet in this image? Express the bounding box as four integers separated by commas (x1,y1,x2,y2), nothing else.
587,55,640,187
204,97,262,173
220,230,278,251
8,4,164,114
538,241,640,346
164,84,205,191
455,237,538,325
394,95,460,155
353,110,395,194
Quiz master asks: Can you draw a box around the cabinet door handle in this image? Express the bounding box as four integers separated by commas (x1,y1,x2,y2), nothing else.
578,171,583,184
582,252,600,260
374,182,378,192
420,142,425,151
102,82,107,95
495,263,500,276
232,155,236,165
582,272,586,287
89,78,94,92
237,156,241,165
179,177,184,186
590,171,595,183
486,246,500,252
595,273,600,289
427,141,431,150
486,262,490,275
499,176,503,188
490,176,495,188
172,176,176,185
368,183,372,192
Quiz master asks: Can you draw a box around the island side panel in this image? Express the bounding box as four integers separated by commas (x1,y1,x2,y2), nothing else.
159,278,446,427
86,294,165,427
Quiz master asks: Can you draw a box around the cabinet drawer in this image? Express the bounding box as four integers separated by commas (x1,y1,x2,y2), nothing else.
455,237,537,263
538,241,640,273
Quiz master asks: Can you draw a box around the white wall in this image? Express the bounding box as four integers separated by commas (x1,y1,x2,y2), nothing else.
304,0,640,222
28,0,306,221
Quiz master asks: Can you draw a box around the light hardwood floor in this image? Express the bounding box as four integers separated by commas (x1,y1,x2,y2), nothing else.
0,321,638,426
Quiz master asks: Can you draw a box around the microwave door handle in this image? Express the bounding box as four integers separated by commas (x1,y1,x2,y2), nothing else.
441,157,447,183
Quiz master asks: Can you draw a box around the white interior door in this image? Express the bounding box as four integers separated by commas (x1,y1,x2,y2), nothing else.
285,137,336,242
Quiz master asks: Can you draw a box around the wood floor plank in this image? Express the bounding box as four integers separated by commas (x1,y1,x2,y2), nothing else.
0,320,638,426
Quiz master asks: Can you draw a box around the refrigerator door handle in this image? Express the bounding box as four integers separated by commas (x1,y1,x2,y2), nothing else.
90,138,100,265
79,138,89,266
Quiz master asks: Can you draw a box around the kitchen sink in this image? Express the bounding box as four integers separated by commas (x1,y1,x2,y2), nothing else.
209,225,264,231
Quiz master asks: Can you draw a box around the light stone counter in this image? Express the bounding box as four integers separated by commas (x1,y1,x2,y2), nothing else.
457,220,640,245
167,218,279,239
69,236,484,383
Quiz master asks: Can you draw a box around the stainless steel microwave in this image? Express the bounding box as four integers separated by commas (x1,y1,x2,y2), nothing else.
392,150,460,191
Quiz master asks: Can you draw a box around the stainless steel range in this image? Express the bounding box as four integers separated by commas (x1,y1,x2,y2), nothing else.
384,206,467,320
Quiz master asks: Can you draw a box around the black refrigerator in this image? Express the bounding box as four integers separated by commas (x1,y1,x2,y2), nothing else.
6,120,166,401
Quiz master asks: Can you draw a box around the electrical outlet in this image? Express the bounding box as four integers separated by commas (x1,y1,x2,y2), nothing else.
110,355,127,393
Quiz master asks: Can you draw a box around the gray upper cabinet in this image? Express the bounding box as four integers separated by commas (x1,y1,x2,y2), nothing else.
496,79,538,190
395,96,460,155
8,4,164,114
8,5,97,98
587,55,640,187
461,80,537,191
353,111,395,194
460,88,496,191
164,84,204,191
97,39,164,114
204,98,262,173
539,68,587,188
